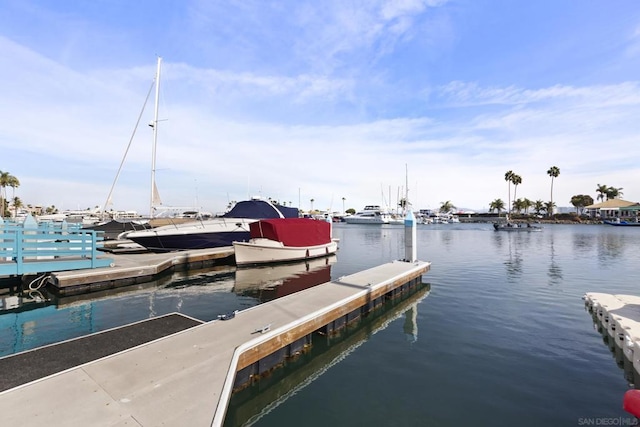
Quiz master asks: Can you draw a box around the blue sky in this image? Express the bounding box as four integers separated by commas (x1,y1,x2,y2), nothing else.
2,0,640,215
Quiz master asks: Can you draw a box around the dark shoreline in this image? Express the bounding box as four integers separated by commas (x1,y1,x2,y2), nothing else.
458,214,603,225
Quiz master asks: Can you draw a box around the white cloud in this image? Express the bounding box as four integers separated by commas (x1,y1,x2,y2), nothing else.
2,1,640,216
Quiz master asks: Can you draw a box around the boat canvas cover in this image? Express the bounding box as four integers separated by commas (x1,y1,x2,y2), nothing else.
222,200,299,219
249,218,331,247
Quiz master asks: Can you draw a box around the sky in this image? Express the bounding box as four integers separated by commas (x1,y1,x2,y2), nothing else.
1,0,640,215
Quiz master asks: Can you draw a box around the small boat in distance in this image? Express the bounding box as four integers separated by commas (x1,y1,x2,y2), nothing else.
233,218,338,266
603,218,640,226
343,205,391,224
493,222,542,231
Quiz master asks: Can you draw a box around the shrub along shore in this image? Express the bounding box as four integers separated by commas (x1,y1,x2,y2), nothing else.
459,212,602,225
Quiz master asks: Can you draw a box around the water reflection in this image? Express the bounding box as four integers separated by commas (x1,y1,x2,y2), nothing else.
493,232,523,280
572,231,595,256
438,230,454,248
586,304,640,387
547,233,563,285
234,256,336,302
596,232,626,265
0,258,337,357
224,283,430,427
403,303,419,344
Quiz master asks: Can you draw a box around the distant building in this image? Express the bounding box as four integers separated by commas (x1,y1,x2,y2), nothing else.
584,199,640,220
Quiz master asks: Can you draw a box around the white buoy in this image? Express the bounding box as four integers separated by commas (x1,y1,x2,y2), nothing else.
404,209,417,262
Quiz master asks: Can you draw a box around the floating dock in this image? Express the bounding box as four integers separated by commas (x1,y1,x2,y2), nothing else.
0,260,429,426
583,292,640,379
42,246,234,295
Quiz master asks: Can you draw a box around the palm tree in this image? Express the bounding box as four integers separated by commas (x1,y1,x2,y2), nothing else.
511,174,522,204
544,201,556,218
8,174,20,201
512,198,525,214
595,184,608,203
523,198,533,215
606,186,623,200
504,170,514,216
11,196,23,218
533,200,545,216
439,200,455,213
0,170,19,218
547,166,560,216
489,199,505,216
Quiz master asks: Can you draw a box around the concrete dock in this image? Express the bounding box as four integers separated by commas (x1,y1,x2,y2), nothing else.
0,259,430,426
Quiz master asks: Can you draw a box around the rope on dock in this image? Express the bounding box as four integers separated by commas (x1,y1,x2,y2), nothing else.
27,273,50,291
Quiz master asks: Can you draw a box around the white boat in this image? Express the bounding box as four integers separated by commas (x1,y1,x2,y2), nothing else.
431,216,449,224
233,218,338,266
388,214,406,225
343,205,391,224
123,198,298,252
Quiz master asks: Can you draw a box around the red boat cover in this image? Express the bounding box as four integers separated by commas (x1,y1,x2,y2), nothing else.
624,389,640,417
249,218,331,247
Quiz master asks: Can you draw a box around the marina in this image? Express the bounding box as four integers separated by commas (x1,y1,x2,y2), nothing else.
0,213,235,294
0,258,429,426
3,3,640,426
1,222,640,425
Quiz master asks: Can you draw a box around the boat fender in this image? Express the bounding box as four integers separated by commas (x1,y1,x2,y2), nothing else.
623,389,640,417
218,310,239,321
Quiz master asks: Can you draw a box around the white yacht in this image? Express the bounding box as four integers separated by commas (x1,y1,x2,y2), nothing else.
343,205,391,224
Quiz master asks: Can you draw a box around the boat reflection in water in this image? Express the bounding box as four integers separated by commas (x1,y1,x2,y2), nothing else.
0,258,337,357
224,281,431,427
233,256,337,302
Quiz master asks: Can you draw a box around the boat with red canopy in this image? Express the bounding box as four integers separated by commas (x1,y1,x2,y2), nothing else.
232,218,338,266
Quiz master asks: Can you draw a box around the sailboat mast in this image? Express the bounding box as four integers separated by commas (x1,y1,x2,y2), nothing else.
405,163,409,208
150,56,162,218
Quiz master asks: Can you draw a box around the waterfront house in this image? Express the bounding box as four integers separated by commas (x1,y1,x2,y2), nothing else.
584,199,640,220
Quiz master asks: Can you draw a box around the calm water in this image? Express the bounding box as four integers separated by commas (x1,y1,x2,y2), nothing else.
2,222,640,426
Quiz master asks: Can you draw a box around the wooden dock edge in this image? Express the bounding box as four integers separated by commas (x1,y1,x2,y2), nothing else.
211,260,430,427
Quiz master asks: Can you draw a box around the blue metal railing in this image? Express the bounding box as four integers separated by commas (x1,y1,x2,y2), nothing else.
0,218,113,276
